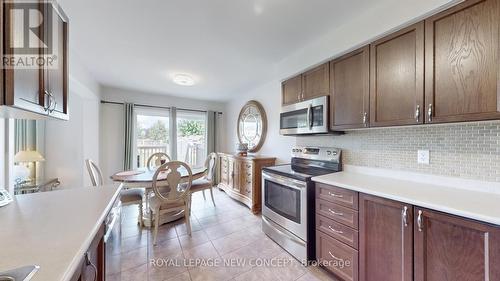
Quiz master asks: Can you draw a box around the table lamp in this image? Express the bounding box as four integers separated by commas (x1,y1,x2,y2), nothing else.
14,150,45,182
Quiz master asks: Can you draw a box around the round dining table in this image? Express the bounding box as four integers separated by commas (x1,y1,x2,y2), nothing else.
111,166,206,227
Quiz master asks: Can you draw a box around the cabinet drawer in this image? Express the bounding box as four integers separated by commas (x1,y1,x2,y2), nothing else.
316,214,358,249
317,231,358,281
316,199,359,230
316,183,358,210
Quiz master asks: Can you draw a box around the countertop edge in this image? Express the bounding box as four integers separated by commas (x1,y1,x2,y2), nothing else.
312,176,500,226
60,184,123,281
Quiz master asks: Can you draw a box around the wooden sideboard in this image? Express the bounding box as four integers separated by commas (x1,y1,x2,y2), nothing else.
217,153,276,214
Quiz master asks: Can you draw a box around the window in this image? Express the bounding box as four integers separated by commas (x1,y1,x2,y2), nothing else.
176,110,207,169
135,109,170,168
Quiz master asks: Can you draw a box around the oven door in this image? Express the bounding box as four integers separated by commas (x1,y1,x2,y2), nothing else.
280,96,328,135
262,171,307,240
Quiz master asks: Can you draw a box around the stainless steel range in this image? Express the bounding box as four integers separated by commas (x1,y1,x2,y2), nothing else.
261,147,341,262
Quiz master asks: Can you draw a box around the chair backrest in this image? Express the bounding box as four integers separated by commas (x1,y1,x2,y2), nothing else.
147,152,171,171
205,152,218,182
152,161,193,203
85,159,103,186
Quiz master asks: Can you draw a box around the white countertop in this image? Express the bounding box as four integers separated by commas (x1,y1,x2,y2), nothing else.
0,184,122,281
312,166,500,226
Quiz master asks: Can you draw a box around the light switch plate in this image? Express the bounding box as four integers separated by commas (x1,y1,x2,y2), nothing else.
418,150,430,164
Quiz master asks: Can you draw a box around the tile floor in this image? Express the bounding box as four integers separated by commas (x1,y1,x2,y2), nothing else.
113,188,339,281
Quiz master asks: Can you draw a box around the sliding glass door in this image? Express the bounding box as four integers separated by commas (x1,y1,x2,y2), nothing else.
135,109,170,168
176,110,207,169
134,108,207,169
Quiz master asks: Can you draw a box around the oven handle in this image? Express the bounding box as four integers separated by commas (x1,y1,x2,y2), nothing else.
262,216,306,246
262,171,306,190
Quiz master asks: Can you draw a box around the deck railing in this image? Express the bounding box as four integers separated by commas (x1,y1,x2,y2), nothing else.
137,145,168,168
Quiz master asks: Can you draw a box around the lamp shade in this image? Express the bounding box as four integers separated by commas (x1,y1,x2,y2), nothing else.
14,150,45,163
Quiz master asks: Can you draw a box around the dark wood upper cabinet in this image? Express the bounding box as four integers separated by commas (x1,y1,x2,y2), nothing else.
282,62,329,106
1,0,69,120
414,208,500,281
302,62,330,101
370,22,424,127
42,1,69,120
425,0,500,123
330,46,370,130
281,74,302,106
359,194,413,281
3,1,45,114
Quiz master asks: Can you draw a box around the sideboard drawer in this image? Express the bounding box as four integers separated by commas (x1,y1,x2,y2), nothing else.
316,214,359,249
316,183,358,210
317,231,358,281
316,199,359,230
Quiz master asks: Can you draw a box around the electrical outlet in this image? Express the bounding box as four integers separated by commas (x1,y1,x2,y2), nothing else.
417,150,430,164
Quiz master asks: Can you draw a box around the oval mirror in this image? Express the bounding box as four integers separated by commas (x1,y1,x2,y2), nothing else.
237,100,267,153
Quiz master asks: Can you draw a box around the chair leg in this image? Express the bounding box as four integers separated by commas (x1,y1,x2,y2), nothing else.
138,200,143,227
184,204,192,236
202,190,206,200
209,187,216,206
153,209,160,246
189,193,193,216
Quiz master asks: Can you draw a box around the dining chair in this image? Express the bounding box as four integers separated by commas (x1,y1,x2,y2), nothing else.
150,161,193,245
189,152,218,206
85,159,145,226
147,152,171,171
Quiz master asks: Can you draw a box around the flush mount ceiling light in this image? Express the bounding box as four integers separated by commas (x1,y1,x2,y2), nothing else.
173,74,195,86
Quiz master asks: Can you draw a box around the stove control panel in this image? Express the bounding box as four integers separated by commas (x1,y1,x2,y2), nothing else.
291,146,341,162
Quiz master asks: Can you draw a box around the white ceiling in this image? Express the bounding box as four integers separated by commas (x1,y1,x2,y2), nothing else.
59,0,377,101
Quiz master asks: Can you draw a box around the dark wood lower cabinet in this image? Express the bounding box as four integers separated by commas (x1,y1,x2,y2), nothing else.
71,224,105,281
359,194,413,281
317,183,500,281
414,208,500,281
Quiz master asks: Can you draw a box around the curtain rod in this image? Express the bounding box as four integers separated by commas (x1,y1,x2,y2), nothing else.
100,100,223,114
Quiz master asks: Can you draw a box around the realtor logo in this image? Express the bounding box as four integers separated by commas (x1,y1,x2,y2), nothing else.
3,0,58,69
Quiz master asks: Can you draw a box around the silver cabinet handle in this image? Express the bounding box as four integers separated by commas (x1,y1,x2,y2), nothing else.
85,252,98,281
402,206,408,227
417,210,423,232
363,112,368,126
328,251,343,261
427,104,433,122
328,192,343,198
328,225,344,234
328,208,343,216
44,91,52,112
415,105,420,122
49,93,57,113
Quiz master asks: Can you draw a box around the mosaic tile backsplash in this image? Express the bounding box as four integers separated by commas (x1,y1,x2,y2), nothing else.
296,121,500,182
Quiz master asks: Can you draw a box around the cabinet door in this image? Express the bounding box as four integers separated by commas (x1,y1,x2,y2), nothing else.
414,208,500,281
302,62,329,101
219,156,230,186
359,194,413,281
43,1,69,119
425,0,500,123
370,22,424,127
240,161,252,198
330,46,370,130
282,75,302,105
3,1,44,113
228,158,239,192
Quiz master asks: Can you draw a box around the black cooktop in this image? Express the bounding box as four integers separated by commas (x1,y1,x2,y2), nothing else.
263,159,341,181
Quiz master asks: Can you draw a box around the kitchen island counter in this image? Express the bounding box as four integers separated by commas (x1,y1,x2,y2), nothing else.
0,184,122,281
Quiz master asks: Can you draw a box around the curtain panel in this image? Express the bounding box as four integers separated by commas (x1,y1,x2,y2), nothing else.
123,103,135,170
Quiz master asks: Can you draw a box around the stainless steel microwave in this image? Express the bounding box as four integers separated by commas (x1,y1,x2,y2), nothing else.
280,96,329,135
